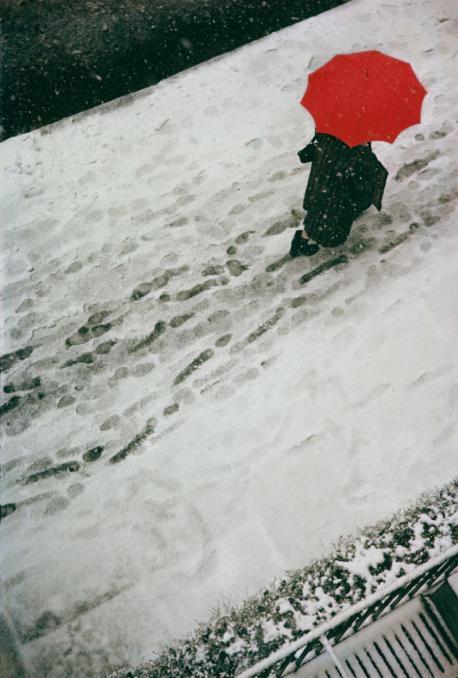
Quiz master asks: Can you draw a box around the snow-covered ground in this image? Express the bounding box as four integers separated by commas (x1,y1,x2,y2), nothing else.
1,0,457,675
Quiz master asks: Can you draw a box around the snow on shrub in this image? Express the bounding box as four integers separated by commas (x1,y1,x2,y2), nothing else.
108,479,457,677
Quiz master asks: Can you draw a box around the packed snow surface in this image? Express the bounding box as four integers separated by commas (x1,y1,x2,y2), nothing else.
1,0,457,674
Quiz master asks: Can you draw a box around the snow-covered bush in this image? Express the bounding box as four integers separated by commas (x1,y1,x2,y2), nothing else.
108,479,457,677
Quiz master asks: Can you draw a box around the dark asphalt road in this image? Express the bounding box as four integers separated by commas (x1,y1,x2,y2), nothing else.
0,0,349,140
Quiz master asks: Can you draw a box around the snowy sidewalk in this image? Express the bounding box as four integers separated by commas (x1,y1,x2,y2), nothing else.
1,0,457,675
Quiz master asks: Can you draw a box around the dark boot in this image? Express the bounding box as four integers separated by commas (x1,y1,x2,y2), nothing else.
290,230,320,257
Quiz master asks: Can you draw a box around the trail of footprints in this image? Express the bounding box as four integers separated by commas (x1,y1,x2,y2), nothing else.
1,130,455,517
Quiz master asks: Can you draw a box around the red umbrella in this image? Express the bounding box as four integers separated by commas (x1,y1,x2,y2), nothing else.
300,50,427,147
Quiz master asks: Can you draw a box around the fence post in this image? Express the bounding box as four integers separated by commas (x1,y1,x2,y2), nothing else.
320,634,351,677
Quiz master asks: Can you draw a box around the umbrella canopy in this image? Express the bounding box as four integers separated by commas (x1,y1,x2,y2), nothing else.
300,50,427,147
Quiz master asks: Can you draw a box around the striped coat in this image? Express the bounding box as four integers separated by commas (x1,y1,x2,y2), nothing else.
298,133,388,247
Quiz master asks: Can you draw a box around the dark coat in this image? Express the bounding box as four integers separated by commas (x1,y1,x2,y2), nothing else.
298,133,388,247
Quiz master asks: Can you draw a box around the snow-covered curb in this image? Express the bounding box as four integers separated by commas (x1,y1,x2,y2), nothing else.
107,479,457,677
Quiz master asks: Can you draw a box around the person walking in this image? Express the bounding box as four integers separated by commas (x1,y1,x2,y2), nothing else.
290,132,388,257
292,50,427,257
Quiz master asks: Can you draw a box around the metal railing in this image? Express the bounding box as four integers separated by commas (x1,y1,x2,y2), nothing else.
236,545,458,677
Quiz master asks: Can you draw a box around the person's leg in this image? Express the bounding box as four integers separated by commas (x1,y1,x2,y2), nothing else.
290,229,320,257
302,230,318,244
290,212,321,257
